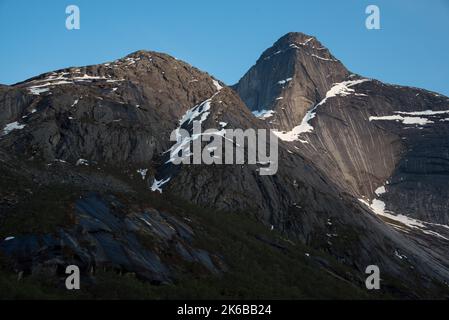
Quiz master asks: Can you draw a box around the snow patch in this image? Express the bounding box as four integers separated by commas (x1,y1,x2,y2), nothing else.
289,38,313,49
26,72,124,95
369,115,434,126
28,87,50,95
253,109,275,119
212,79,223,91
317,79,370,106
76,159,89,166
137,169,148,180
151,177,171,193
179,99,212,126
278,78,292,85
159,91,221,190
272,79,370,142
165,98,227,164
2,121,26,136
272,112,314,142
375,186,386,196
359,186,449,241
370,109,449,126
394,250,407,260
311,54,337,62
396,110,449,116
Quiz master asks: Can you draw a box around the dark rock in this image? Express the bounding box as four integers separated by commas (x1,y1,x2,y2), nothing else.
0,193,224,283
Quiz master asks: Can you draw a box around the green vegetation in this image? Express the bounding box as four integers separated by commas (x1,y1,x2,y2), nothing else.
0,188,386,300
0,163,389,300
0,184,77,237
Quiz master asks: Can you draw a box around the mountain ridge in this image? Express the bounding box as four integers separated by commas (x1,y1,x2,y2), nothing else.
1,32,449,298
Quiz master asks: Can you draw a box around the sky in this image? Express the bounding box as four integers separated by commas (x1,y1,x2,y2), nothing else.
0,0,448,95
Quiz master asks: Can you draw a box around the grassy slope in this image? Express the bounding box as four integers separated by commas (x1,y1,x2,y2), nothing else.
0,161,386,299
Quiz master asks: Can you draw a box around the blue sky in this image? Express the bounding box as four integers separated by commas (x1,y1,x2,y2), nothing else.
0,0,448,95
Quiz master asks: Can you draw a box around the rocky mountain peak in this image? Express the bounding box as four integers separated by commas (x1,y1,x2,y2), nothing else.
259,32,321,59
275,31,315,43
233,32,350,131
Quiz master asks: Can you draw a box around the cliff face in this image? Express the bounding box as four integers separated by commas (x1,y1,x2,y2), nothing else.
1,33,449,298
233,32,449,226
232,32,350,131
230,32,449,295
299,80,449,224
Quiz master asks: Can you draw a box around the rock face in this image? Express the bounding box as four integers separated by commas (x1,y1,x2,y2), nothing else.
233,32,449,227
1,33,449,298
232,32,350,131
0,192,223,283
230,32,449,295
0,51,219,166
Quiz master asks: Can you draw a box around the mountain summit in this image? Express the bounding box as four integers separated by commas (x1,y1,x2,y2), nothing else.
232,32,350,131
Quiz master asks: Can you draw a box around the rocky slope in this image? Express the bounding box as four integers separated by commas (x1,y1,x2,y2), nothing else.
1,34,449,298
0,51,219,166
233,32,449,230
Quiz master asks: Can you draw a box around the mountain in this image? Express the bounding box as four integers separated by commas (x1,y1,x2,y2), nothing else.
1,33,449,299
0,51,219,165
232,32,350,131
233,32,449,227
